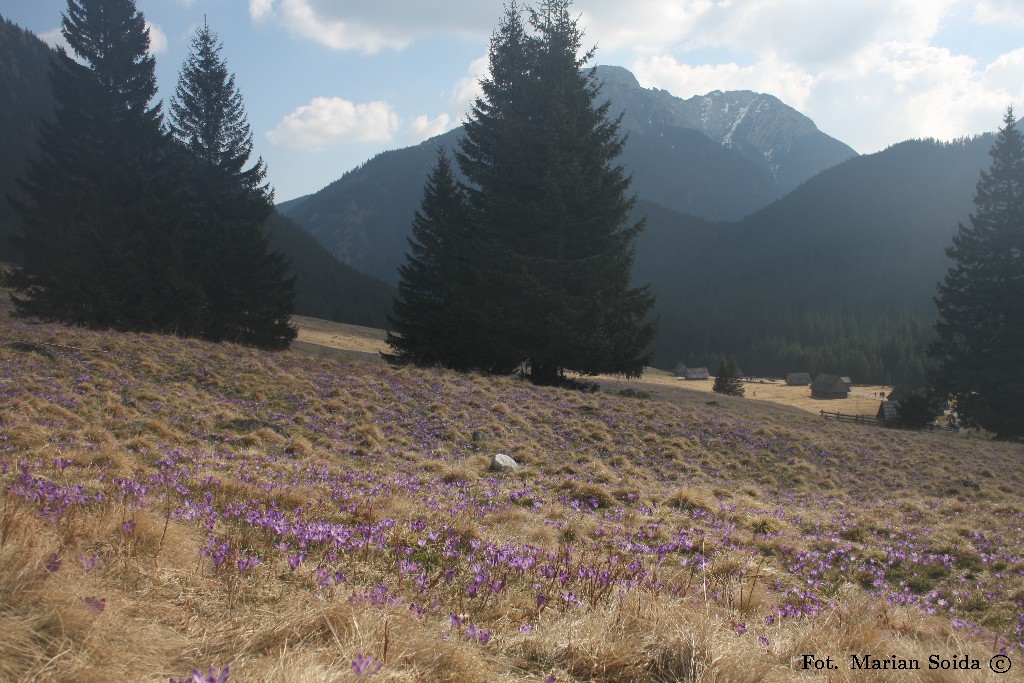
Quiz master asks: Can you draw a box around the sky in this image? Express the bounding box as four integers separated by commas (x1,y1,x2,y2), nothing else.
1,0,1022,202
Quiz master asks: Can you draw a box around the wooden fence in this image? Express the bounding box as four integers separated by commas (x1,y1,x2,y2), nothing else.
819,410,957,433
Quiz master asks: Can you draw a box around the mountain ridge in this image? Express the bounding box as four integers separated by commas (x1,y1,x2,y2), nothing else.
595,64,856,197
278,64,857,283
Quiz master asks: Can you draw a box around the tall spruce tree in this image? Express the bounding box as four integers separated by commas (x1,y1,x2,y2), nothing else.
454,1,538,375
929,108,1024,440
385,147,479,368
10,0,200,331
457,0,655,385
170,21,296,349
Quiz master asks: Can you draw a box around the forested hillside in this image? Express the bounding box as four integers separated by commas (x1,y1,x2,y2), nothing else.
263,212,393,328
638,136,993,383
278,129,462,284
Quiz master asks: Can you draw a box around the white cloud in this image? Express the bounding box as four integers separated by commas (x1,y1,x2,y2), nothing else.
982,48,1024,106
275,0,405,53
577,0,710,54
632,54,817,110
404,114,453,144
146,22,168,55
682,0,960,67
250,0,276,22
450,54,489,113
39,23,167,57
972,0,1024,26
267,97,400,149
796,41,1009,151
38,27,70,53
250,0,495,53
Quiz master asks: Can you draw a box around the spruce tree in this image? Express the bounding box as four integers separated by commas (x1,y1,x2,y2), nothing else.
457,0,655,384
10,0,200,332
385,147,478,368
713,356,744,396
170,21,296,349
929,108,1024,440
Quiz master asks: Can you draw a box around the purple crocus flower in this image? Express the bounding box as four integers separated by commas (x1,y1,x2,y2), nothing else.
44,553,62,573
83,596,106,612
287,552,306,571
169,664,229,683
351,653,382,677
465,624,491,644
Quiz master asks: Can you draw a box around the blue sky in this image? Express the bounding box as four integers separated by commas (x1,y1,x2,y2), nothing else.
2,0,1022,202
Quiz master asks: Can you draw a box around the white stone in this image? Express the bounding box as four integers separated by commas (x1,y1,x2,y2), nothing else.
489,453,519,472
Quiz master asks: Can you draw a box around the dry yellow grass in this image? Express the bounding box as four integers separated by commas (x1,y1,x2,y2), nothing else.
289,317,893,417
0,314,1021,682
294,316,389,356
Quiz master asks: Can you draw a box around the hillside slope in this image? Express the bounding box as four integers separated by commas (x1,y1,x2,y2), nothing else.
0,318,1021,681
636,136,994,381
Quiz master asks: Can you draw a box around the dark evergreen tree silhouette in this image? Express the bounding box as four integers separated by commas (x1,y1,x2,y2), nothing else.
713,356,744,396
10,0,200,331
456,0,655,384
385,147,478,368
0,17,56,263
170,21,296,349
453,1,537,375
929,108,1024,440
894,391,941,427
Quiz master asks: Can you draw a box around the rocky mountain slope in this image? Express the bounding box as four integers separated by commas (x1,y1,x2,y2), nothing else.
596,65,856,200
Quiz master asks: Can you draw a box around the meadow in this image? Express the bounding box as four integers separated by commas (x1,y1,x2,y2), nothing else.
0,316,1022,682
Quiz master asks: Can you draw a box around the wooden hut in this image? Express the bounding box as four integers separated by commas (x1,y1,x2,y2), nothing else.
811,373,850,399
786,372,811,386
673,362,688,378
876,400,899,421
684,367,710,380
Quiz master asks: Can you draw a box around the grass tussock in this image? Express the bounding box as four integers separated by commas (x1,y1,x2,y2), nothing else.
0,317,1022,681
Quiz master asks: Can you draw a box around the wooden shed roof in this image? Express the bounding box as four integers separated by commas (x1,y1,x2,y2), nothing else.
812,373,850,396
786,372,811,386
